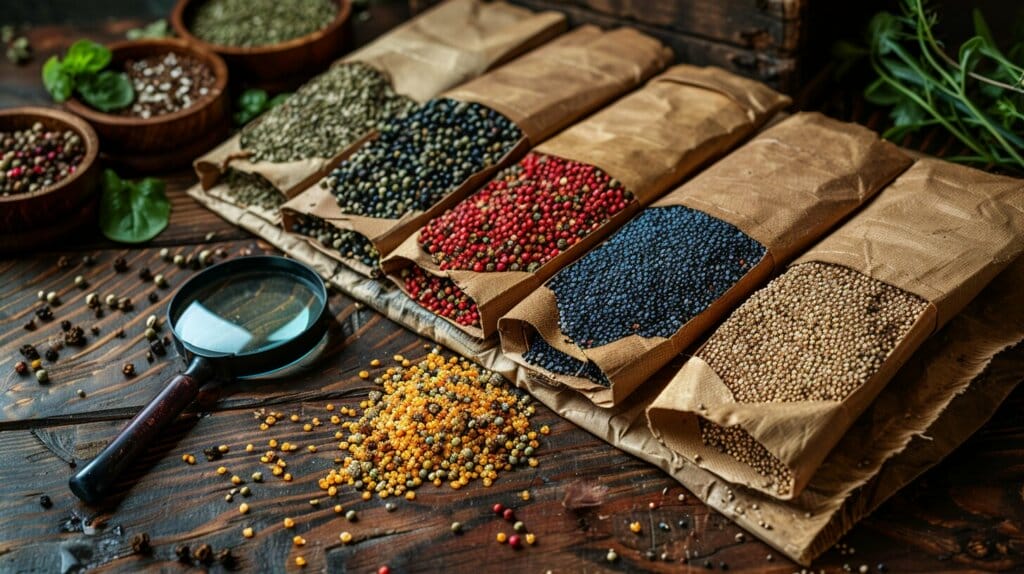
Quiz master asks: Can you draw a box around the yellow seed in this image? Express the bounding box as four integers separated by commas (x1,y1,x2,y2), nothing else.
272,466,283,476
393,354,404,362
405,491,416,501
309,499,320,506
265,416,276,425
181,454,190,462
283,517,295,529
326,403,335,411
307,445,318,453
231,475,242,485
629,521,641,533
330,415,341,424
496,532,507,543
290,414,300,422
245,443,254,452
283,473,292,482
361,491,372,501
216,466,228,475
339,531,353,544
328,486,338,497
540,425,550,435
401,360,411,367
525,533,536,545
239,503,249,514
242,527,254,538
293,535,306,546
520,490,530,501
268,439,278,448
303,424,313,432
295,556,306,567
359,370,370,379
259,423,269,431
218,445,229,453
277,459,287,468
333,504,343,513
185,455,196,465
370,359,381,367
528,458,538,467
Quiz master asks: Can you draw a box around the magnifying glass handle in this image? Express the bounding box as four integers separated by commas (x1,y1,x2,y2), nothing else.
69,356,215,504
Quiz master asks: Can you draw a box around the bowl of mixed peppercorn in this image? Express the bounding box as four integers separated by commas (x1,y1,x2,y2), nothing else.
170,0,351,92
64,38,229,171
0,106,100,251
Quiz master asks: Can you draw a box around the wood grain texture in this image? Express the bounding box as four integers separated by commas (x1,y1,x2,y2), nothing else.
1,5,1022,573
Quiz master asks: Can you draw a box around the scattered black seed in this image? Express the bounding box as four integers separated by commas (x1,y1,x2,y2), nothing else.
64,326,86,347
95,308,105,319
175,545,191,563
217,548,235,567
146,351,154,363
720,561,729,570
138,267,152,281
39,495,52,509
658,522,671,531
24,319,36,331
645,550,657,561
82,254,96,266
122,363,136,378
60,320,71,331
113,257,128,272
45,349,59,362
704,559,713,569
148,292,159,303
203,447,223,462
36,305,53,321
90,326,100,335
19,344,39,360
678,519,688,528
57,255,70,269
14,361,28,375
194,543,213,564
131,532,152,554
116,328,125,338
150,339,167,356
118,298,133,312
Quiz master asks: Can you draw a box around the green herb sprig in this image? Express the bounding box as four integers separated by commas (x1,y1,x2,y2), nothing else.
99,169,171,243
837,0,1024,171
42,40,134,112
233,88,291,126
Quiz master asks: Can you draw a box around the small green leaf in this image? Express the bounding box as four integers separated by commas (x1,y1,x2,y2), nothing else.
864,77,904,106
42,56,73,102
267,93,291,109
77,70,134,112
99,169,171,244
890,98,927,128
63,39,110,75
126,19,172,40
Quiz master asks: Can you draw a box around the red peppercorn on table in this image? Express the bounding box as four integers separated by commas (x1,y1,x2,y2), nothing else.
1,8,1023,574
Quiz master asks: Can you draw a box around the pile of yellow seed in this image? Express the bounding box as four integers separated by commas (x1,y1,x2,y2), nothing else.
698,418,794,495
322,351,539,498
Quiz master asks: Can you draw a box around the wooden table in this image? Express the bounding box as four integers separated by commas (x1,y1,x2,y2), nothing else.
2,10,1023,574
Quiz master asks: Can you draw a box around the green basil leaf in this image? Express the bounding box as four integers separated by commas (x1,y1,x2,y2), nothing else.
99,169,171,244
267,93,291,109
77,70,135,112
63,39,111,75
42,56,74,102
233,89,270,125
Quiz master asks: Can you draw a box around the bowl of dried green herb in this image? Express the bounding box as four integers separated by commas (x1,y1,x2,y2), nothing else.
0,106,100,252
63,38,229,171
170,0,351,92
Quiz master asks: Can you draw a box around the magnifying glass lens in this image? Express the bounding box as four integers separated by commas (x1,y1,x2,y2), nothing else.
173,270,322,355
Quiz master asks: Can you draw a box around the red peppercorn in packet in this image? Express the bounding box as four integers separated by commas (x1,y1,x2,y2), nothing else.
383,65,790,339
499,113,912,408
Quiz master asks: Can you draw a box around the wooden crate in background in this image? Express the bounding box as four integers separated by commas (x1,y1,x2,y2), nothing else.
411,0,881,95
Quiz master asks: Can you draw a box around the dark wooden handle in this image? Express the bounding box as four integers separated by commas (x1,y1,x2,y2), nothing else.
69,357,213,504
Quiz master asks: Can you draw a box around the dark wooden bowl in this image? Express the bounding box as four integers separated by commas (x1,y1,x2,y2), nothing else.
0,107,101,252
64,38,229,172
170,0,352,93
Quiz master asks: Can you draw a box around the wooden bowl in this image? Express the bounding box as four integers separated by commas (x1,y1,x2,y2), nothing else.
0,107,101,252
64,38,229,172
170,0,352,93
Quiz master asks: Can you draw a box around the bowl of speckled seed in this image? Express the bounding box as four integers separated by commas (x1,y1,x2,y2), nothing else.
170,0,351,92
64,38,229,172
0,107,100,252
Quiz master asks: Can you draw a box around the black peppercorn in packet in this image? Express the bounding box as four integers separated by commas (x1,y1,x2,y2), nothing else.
382,65,791,340
192,0,567,220
499,113,912,408
646,158,1024,500
280,25,673,276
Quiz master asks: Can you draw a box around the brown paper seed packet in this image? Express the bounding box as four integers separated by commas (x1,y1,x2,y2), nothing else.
384,65,791,339
646,158,1024,500
281,26,673,274
499,112,912,407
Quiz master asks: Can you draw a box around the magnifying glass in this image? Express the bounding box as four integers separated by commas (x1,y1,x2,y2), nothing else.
69,255,329,504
